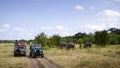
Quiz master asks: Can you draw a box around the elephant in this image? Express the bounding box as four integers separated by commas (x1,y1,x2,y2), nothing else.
60,42,75,50
66,42,75,50
60,42,67,49
84,41,92,48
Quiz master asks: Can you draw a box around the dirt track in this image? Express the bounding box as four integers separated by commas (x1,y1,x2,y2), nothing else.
29,58,43,68
27,50,60,68
27,50,42,68
38,58,60,68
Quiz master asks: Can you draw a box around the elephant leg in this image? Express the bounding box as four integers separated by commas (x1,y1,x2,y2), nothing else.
84,45,86,48
68,46,70,50
88,45,90,48
89,45,91,48
67,47,69,50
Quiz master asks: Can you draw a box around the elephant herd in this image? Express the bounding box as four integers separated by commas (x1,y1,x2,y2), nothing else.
60,41,92,50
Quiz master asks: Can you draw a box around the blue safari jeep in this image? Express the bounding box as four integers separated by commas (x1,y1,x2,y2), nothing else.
30,44,44,58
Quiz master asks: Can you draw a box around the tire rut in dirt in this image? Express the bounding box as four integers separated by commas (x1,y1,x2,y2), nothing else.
29,58,44,68
37,58,60,68
27,49,60,68
26,50,44,68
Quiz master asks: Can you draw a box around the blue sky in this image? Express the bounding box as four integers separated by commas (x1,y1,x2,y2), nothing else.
0,0,120,40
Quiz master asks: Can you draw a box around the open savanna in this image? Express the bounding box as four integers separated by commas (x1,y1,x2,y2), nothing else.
0,43,29,68
44,45,120,68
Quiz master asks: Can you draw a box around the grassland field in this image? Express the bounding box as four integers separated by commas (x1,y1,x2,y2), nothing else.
0,43,30,68
44,44,120,68
0,43,120,68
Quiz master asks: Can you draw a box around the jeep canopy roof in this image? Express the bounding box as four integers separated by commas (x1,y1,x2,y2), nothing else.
31,44,42,49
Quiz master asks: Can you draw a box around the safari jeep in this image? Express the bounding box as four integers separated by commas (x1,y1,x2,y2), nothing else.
30,44,44,58
14,40,26,56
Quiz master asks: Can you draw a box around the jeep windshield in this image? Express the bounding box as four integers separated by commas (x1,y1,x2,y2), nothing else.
31,45,42,50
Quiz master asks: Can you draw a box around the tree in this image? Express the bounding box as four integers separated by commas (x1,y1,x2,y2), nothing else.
94,31,102,46
94,30,110,47
50,34,61,47
73,32,88,40
108,28,120,35
47,37,55,48
108,28,120,45
109,33,119,45
77,38,83,48
118,36,120,44
62,36,74,43
87,33,94,43
73,32,94,43
34,32,47,47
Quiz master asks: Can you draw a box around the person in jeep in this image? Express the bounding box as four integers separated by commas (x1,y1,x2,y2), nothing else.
15,40,19,46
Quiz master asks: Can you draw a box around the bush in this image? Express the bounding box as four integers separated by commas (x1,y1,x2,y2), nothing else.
109,38,118,45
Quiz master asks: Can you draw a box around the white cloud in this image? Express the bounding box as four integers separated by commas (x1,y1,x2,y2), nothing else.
0,24,10,32
13,27,36,40
0,24,35,40
57,32,71,36
41,25,74,37
46,26,52,30
42,26,52,30
107,23,120,28
79,23,120,33
98,9,120,17
14,27,35,35
14,27,23,32
8,33,13,35
80,24,105,33
75,5,84,11
42,25,65,31
3,24,10,28
80,9,120,33
97,9,120,28
54,26,64,31
62,32,71,36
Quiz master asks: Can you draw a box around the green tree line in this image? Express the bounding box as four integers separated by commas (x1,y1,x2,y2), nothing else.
31,28,120,48
1,28,120,47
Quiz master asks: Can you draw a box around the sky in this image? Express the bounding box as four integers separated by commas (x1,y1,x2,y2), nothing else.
0,0,120,40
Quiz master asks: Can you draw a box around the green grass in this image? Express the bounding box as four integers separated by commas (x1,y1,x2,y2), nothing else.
0,43,29,68
44,45,120,68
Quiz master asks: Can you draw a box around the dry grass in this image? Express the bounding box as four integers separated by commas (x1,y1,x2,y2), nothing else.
0,43,29,68
44,45,120,68
0,43,120,68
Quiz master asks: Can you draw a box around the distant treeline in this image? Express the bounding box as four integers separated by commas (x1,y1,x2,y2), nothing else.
0,40,14,43
31,28,120,48
0,28,120,47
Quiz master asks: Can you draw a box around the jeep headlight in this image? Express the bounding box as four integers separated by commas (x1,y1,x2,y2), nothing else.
34,50,36,52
